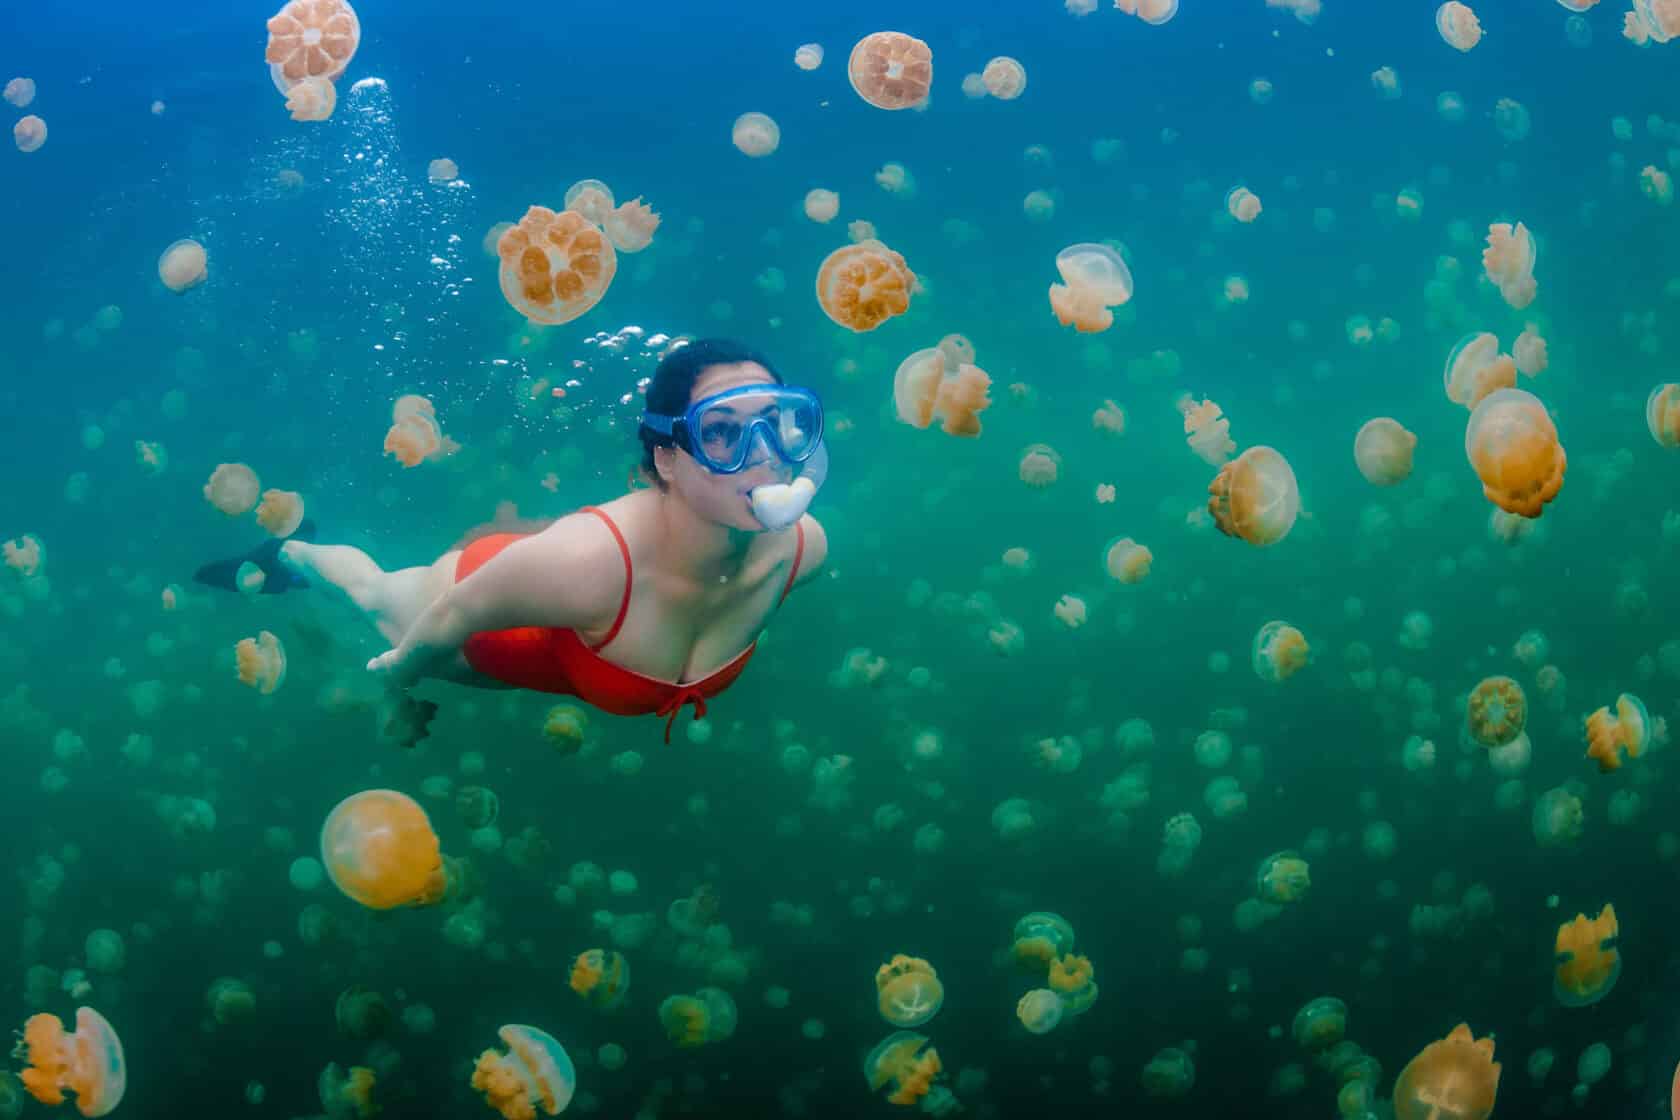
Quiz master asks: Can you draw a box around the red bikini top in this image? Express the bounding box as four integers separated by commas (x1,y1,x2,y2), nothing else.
458,507,805,741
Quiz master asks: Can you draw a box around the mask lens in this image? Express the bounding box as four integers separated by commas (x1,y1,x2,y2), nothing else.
691,389,821,471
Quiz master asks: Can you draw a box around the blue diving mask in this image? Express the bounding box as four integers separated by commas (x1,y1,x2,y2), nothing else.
641,385,824,475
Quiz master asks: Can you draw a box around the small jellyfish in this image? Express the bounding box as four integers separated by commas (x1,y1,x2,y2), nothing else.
1646,384,1680,447
1016,989,1065,1034
335,985,392,1039
847,32,933,111
1392,1023,1500,1120
1483,222,1538,310
318,1063,377,1118
497,206,617,325
1048,954,1098,1015
1371,65,1401,99
1443,332,1517,409
657,994,711,1047
157,239,208,293
1208,446,1301,547
1532,785,1585,847
570,949,630,1010
1642,165,1675,206
1493,97,1531,140
1104,537,1152,584
265,0,360,88
1292,997,1347,1052
818,241,915,332
981,57,1026,100
427,157,459,184
255,489,305,537
284,77,336,121
384,394,458,467
1436,2,1484,51
1256,850,1311,904
1049,242,1134,333
1465,388,1566,518
1554,904,1620,1007
15,1007,125,1117
235,630,287,694
794,43,823,70
1584,693,1650,772
602,198,659,253
892,347,993,436
4,534,44,578
319,789,450,910
1465,676,1526,747
876,954,944,1028
1226,186,1262,222
455,785,500,828
731,111,780,157
1179,396,1236,466
1252,622,1310,682
1513,327,1548,377
541,704,588,754
803,189,839,224
864,1031,943,1106
1012,912,1075,968
4,77,35,108
205,463,261,514
471,1024,576,1118
1141,1048,1195,1098
1354,418,1416,486
1018,444,1061,488
14,115,47,153
561,179,614,224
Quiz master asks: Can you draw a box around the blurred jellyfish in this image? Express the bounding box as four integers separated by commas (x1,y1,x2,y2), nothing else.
1465,388,1566,518
1646,384,1680,447
1252,622,1310,682
803,189,840,224
1436,2,1484,51
1141,1048,1195,1098
1532,785,1585,847
15,1007,125,1117
255,490,305,537
1016,989,1065,1034
817,240,915,332
1103,537,1152,585
1293,997,1347,1051
794,43,823,70
1354,418,1416,485
570,949,630,1010
1371,66,1401,99
1494,98,1531,141
204,463,261,515
1554,904,1620,1007
864,1031,943,1106
847,32,933,110
14,115,47,152
1018,444,1061,487
1158,813,1203,877
731,112,780,157
157,239,208,293
1226,186,1262,223
1256,851,1311,903
1209,446,1300,547
4,77,34,107
1482,222,1538,309
1392,1024,1500,1120
981,57,1026,100
471,1024,575,1118
1584,693,1650,772
1513,326,1548,376
876,955,943,1028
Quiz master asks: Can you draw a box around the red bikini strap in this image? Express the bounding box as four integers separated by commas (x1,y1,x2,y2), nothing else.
778,520,806,606
580,506,633,652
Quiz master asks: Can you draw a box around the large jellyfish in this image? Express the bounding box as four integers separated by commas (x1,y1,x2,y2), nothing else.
1483,222,1538,309
817,241,915,331
471,1024,576,1118
876,955,944,1028
235,630,287,693
1465,388,1566,517
1354,418,1416,485
319,789,450,909
1465,676,1526,747
1208,446,1300,546
1646,384,1680,447
265,0,360,88
847,32,933,110
1554,905,1620,1007
892,348,992,436
1252,622,1310,682
1393,1024,1500,1120
1436,2,1484,50
15,1007,125,1117
1048,243,1134,333
1584,693,1650,772
496,206,617,325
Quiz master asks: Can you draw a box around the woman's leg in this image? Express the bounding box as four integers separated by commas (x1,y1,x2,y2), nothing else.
279,541,459,646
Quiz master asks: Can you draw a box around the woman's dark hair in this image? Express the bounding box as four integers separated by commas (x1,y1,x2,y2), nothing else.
638,338,783,483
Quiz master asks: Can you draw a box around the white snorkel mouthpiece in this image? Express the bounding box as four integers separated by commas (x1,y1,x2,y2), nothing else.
750,440,828,532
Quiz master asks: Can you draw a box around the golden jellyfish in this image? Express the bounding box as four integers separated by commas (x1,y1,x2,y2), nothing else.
284,77,336,121
471,1024,576,1119
1436,2,1484,50
1047,954,1098,1015
235,630,287,693
1256,850,1311,903
1018,444,1061,488
1208,446,1301,547
847,32,933,110
657,995,711,1047
1392,1024,1500,1120
980,57,1026,100
794,43,824,70
1513,326,1548,376
1049,242,1134,334
875,954,944,1028
1104,537,1152,584
14,115,47,153
1554,904,1620,1007
1465,387,1566,518
1117,0,1181,23
157,239,208,293
731,111,780,157
4,77,35,108
1179,396,1236,466
563,179,614,224
1292,998,1347,1051
1482,222,1538,309
319,1064,378,1118
1646,384,1680,447
1353,417,1416,486
320,789,450,910
542,703,589,754
1636,0,1679,40
892,348,992,436
1252,621,1310,682
570,949,630,1010
265,0,360,89
1443,332,1517,409
603,198,659,253
804,189,840,223
817,240,915,332
864,1032,943,1106
496,206,617,325
384,394,459,467
1584,693,1650,772
1225,186,1262,222
204,462,261,515
255,489,305,537
1012,912,1075,969
1465,676,1526,747
15,1007,126,1117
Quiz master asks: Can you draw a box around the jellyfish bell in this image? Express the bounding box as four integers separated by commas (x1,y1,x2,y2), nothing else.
14,115,47,153
1465,387,1566,518
794,43,824,70
1354,418,1417,485
496,206,617,325
284,77,337,121
981,56,1026,100
157,239,208,293
1252,621,1310,682
1256,850,1311,903
1225,186,1262,222
1208,446,1301,547
847,32,933,110
1443,332,1516,409
1483,222,1538,310
1055,243,1134,307
803,189,840,224
235,630,287,693
563,180,615,225
319,789,449,910
266,0,360,89
471,1024,576,1119
875,955,944,1028
255,489,305,538
816,240,915,332
731,111,780,157
658,994,711,1047
1103,537,1152,584
570,949,630,1010
1436,2,1484,50
1015,989,1065,1034
1647,384,1680,447
603,198,660,253
1465,676,1527,748
3,77,34,108
1584,693,1650,772
1554,905,1620,1007
15,1007,126,1117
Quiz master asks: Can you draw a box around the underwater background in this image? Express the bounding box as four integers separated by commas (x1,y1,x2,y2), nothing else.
3,0,1680,1116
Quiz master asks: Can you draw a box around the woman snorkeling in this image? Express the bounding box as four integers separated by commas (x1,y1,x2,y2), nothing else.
269,338,829,741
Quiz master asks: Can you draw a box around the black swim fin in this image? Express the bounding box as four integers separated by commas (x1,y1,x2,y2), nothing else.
192,519,318,595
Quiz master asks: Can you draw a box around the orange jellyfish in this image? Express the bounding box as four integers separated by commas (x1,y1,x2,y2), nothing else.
981,57,1026,100
1252,621,1310,682
318,1063,378,1118
1482,222,1538,310
1180,396,1235,466
657,995,711,1047
1226,186,1262,223
15,1007,126,1117
255,489,305,537
603,198,659,253
1443,332,1517,409
1393,1024,1500,1120
1104,537,1152,584
1012,912,1075,969
1256,850,1311,903
157,239,208,293
14,114,47,152
1647,384,1680,447
816,240,915,332
1465,676,1526,748
847,32,933,110
892,347,993,436
1554,904,1620,1007
1049,243,1134,333
542,703,589,754
284,77,336,121
235,630,287,693
496,206,617,326
569,949,630,1010
1436,2,1484,50
319,789,450,910
1584,693,1650,772
1047,953,1098,1014
876,954,944,1028
1464,387,1566,518
266,0,361,89
384,394,459,467
471,1024,576,1119
1209,446,1300,547
731,111,780,157
864,1032,942,1106
1354,417,1416,485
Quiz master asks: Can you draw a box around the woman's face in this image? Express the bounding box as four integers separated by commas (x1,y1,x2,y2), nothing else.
658,361,789,531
